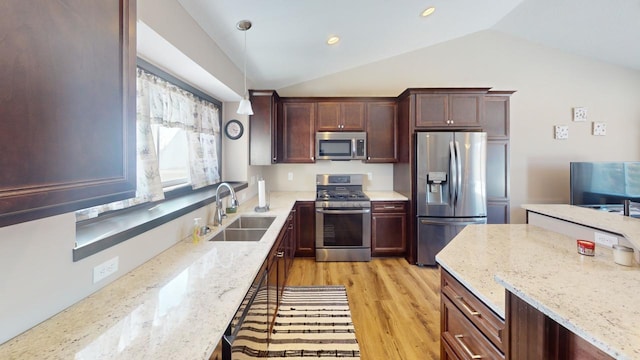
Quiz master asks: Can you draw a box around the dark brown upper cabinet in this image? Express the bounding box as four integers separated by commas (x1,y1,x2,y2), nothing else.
415,90,488,128
278,100,316,163
0,1,137,227
316,102,365,131
482,92,514,140
249,90,280,165
366,101,398,163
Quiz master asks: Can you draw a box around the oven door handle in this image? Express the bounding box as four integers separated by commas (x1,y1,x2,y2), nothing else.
315,209,371,214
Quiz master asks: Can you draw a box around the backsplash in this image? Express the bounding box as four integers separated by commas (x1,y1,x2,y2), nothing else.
262,162,394,192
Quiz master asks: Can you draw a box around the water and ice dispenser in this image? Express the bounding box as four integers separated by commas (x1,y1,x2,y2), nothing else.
426,172,447,204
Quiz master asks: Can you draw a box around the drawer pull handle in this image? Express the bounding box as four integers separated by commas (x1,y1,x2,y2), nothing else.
383,206,396,209
277,251,285,257
454,334,483,359
455,296,480,316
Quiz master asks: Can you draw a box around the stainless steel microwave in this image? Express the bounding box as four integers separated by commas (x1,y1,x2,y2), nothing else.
316,132,367,160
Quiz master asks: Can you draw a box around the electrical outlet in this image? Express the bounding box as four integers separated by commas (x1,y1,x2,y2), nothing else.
93,256,119,283
594,232,617,247
287,172,293,181
367,172,373,181
250,176,256,185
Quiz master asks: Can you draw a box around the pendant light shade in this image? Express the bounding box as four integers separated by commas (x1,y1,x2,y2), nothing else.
236,20,253,115
237,96,254,115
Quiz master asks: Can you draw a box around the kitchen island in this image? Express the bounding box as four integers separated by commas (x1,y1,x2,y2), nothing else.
436,224,640,360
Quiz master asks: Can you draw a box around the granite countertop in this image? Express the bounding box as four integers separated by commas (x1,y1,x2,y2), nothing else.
0,191,314,360
523,204,640,250
0,190,405,359
365,191,408,201
436,224,640,360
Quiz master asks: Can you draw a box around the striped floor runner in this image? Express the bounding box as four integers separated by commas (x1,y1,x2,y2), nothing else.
233,285,361,359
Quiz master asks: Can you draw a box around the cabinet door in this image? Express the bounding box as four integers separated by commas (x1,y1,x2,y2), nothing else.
249,90,279,165
341,102,365,131
366,102,397,163
449,94,482,127
487,141,509,202
371,201,406,256
316,102,341,131
280,101,316,163
487,201,510,224
416,94,448,127
295,201,316,257
316,102,365,131
483,95,510,139
415,93,482,128
0,1,136,227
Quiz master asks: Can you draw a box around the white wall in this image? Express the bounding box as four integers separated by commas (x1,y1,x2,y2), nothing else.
278,30,640,223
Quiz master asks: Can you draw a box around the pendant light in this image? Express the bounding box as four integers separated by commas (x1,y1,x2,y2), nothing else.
236,20,253,115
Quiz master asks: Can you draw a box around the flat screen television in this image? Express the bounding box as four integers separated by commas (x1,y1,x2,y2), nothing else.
570,162,640,206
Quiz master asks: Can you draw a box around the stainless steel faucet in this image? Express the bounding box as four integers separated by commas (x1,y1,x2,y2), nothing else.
213,182,239,226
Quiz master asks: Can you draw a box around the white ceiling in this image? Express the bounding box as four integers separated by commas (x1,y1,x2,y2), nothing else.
175,0,640,92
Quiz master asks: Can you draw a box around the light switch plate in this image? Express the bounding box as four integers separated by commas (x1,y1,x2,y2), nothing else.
573,107,587,122
554,125,569,140
592,122,606,136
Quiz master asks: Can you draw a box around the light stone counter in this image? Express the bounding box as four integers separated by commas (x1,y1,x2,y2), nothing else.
0,191,314,360
436,224,640,360
523,204,640,250
365,191,408,201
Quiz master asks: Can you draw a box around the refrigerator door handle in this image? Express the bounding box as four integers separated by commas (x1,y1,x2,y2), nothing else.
454,140,462,207
449,140,457,205
419,219,484,226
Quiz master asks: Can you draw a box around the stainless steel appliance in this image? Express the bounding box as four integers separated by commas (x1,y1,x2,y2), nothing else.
416,132,487,266
316,132,367,160
315,174,371,261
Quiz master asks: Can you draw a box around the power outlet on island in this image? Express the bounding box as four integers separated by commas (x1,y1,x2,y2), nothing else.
93,256,119,284
593,232,617,247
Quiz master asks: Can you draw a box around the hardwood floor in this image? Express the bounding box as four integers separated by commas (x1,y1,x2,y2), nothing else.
286,258,442,360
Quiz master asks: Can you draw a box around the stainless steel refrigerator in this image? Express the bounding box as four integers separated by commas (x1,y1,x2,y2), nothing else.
416,132,487,266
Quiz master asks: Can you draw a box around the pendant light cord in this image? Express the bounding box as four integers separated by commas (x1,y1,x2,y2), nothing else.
243,29,247,97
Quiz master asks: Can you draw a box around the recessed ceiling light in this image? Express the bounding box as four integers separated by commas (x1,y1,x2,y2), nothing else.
327,36,340,45
421,7,436,17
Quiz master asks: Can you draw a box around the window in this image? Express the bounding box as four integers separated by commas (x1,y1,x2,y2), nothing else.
152,125,191,189
74,59,223,247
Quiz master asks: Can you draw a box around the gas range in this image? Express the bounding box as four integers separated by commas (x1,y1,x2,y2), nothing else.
315,174,371,209
315,174,371,262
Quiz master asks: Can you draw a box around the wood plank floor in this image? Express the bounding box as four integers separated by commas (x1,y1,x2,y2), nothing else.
286,258,442,360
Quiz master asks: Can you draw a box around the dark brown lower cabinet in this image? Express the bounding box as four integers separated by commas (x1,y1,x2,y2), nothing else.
507,291,614,360
294,201,316,257
440,269,615,360
371,201,407,256
440,269,506,359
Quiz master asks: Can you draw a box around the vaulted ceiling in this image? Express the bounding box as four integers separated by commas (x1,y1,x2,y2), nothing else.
175,0,640,91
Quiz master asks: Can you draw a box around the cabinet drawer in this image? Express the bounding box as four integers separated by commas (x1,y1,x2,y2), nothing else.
442,295,505,360
441,269,505,352
371,201,406,213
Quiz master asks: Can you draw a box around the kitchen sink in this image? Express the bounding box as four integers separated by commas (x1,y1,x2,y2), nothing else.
210,216,276,242
226,216,276,229
211,228,267,242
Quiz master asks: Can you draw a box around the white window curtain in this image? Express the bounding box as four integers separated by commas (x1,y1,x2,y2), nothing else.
141,68,221,189
76,68,221,221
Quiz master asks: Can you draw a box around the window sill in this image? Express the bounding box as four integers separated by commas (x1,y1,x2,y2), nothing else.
73,182,248,262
